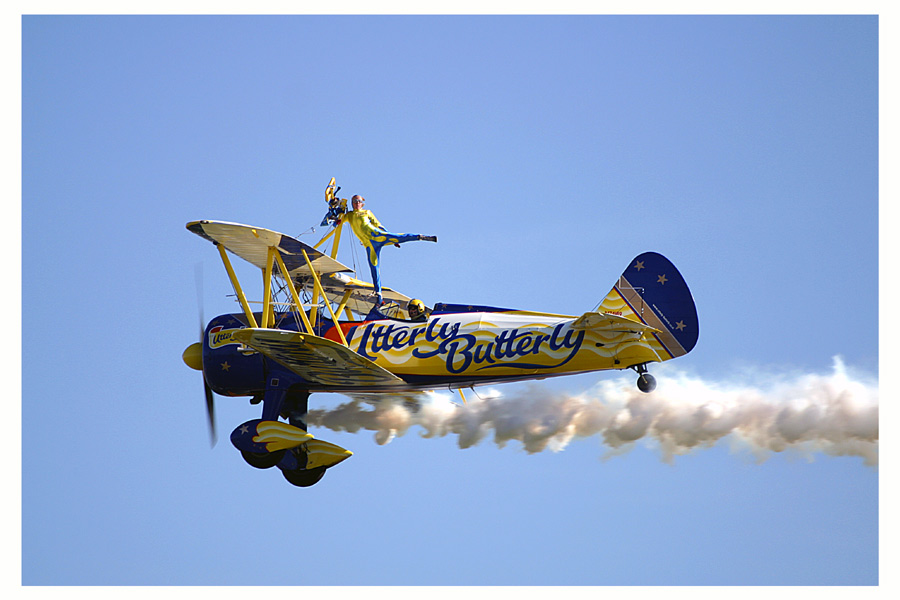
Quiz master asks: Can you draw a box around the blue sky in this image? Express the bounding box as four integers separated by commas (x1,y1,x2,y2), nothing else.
18,13,883,587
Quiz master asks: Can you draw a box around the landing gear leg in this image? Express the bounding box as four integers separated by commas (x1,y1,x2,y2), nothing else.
278,388,328,487
632,363,657,393
282,388,310,430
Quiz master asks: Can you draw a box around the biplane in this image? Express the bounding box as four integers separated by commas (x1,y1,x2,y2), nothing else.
182,179,699,487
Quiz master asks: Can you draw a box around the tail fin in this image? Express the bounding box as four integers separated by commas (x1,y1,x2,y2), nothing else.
596,252,699,360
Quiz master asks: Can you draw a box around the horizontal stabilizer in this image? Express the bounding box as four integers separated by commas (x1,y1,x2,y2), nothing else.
571,311,660,334
231,328,405,388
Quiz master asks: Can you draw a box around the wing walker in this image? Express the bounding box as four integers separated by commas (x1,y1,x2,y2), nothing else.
182,178,700,487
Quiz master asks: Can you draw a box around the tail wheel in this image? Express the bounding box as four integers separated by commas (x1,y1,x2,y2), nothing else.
637,373,657,393
631,363,657,393
282,466,327,487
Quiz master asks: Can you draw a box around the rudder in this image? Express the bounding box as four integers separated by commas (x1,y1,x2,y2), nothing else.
597,252,699,360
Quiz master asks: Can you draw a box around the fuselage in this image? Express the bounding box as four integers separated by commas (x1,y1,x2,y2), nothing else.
202,305,662,396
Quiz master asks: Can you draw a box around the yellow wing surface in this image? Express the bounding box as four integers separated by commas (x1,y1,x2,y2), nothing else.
230,328,405,388
319,272,411,317
187,220,413,317
187,220,351,277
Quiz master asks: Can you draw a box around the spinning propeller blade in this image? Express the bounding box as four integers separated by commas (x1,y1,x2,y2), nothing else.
204,377,217,447
196,263,217,447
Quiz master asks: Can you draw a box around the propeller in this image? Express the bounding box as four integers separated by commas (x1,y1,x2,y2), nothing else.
196,263,217,447
204,376,217,447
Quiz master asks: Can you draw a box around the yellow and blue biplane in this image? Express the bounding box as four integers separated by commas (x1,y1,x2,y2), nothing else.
182,179,699,487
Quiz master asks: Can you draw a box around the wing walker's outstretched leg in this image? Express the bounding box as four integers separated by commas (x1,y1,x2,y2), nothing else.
340,194,437,304
365,232,437,303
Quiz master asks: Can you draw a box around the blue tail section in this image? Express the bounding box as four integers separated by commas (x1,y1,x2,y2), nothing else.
601,252,699,358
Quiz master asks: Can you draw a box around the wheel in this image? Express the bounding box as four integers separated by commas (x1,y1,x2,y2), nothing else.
241,449,285,469
637,373,657,393
282,466,327,487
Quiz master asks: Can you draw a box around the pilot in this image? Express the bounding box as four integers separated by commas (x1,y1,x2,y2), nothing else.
407,299,427,322
339,195,437,305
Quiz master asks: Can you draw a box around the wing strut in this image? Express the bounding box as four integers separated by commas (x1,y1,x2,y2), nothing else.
301,249,348,347
314,220,346,259
335,288,354,320
262,246,276,328
272,248,315,336
217,243,259,328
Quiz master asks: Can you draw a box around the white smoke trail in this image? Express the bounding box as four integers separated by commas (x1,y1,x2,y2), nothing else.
306,357,878,465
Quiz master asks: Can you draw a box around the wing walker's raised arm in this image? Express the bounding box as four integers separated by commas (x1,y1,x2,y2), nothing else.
316,176,347,261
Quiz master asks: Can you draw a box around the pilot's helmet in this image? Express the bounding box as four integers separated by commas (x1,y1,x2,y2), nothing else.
408,299,425,319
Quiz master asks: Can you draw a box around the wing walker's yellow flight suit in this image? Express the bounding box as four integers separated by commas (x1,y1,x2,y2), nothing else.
340,208,436,303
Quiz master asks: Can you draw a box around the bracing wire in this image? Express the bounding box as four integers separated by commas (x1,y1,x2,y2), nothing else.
347,223,361,279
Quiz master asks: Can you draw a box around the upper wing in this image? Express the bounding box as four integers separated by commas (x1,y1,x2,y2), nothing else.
186,220,352,276
187,220,417,318
318,272,412,318
230,328,405,388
